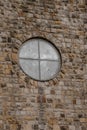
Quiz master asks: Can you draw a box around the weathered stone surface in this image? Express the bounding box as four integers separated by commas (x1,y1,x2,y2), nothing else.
0,0,87,130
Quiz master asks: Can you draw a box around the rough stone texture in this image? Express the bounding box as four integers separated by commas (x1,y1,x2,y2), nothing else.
0,0,87,130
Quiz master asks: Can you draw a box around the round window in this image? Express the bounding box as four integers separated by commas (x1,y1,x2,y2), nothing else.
18,38,62,81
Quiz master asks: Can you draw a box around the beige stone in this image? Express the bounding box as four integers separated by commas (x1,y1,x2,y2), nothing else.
12,53,17,61
80,118,87,123
53,125,60,130
23,123,32,130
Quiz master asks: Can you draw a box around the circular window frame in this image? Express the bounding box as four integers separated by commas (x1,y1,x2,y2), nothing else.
18,37,62,82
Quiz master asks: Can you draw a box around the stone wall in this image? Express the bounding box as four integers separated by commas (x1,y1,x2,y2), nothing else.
0,0,87,130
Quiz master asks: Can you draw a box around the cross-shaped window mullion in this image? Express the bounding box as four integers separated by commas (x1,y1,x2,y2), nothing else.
38,39,41,80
